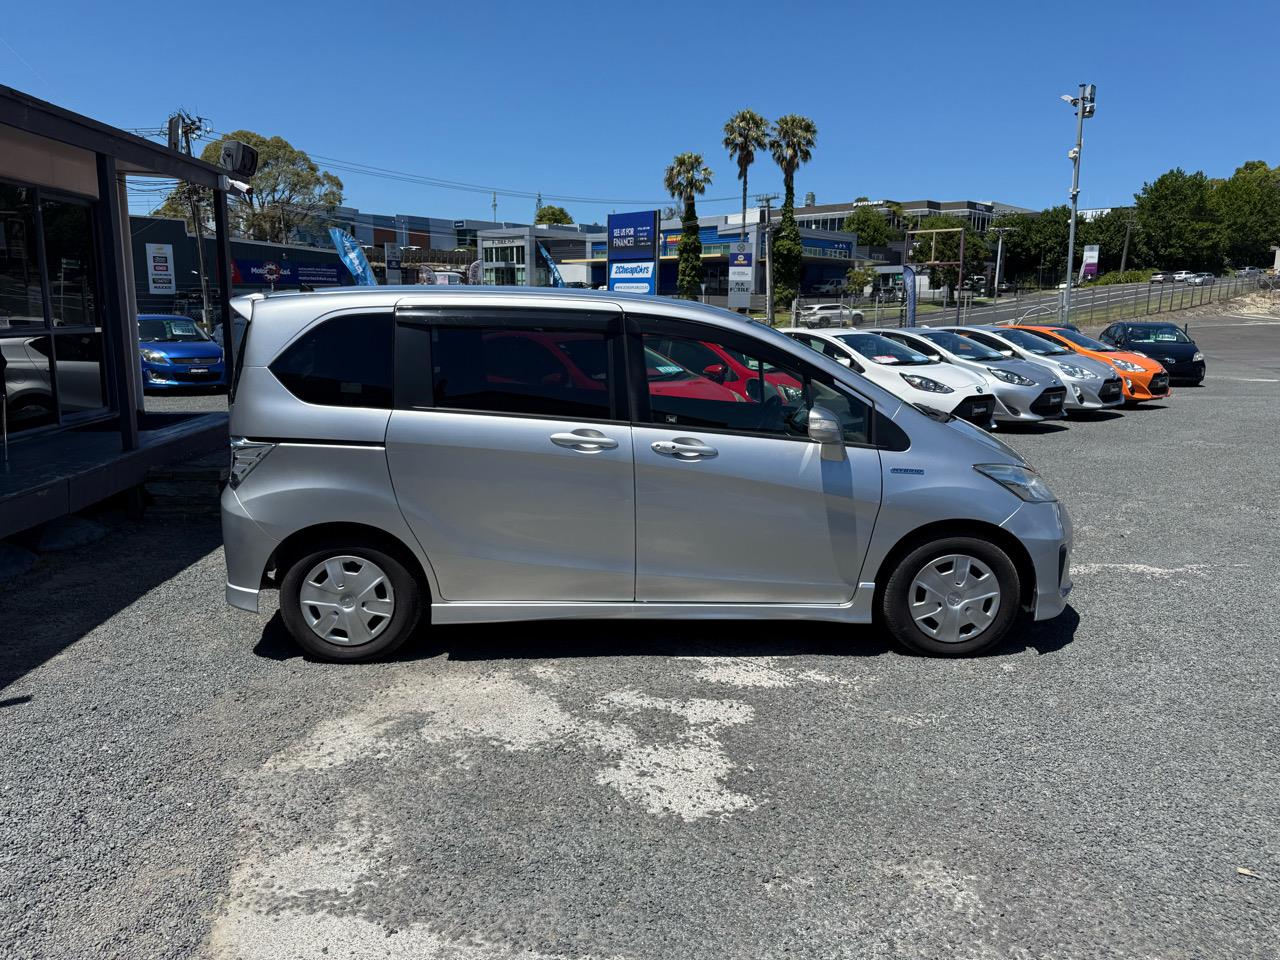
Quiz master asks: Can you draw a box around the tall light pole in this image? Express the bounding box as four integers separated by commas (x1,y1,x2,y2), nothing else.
1060,83,1095,324
990,225,1014,303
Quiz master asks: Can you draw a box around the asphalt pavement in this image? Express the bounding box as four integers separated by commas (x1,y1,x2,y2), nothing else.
1,307,1277,960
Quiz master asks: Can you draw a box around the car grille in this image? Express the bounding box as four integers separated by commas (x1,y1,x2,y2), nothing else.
175,356,220,365
1150,373,1170,394
1030,386,1067,416
1099,378,1122,401
954,395,994,426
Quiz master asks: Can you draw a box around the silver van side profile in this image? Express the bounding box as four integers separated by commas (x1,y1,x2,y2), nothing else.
221,287,1072,661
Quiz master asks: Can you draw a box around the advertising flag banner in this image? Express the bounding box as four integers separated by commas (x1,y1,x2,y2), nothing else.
903,265,917,327
329,228,378,286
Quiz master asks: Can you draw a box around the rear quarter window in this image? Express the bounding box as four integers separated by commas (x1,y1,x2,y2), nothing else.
270,313,393,409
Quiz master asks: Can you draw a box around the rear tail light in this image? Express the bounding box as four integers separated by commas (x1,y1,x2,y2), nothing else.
229,437,275,489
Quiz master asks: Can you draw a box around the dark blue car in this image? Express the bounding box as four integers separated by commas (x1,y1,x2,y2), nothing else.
138,314,226,391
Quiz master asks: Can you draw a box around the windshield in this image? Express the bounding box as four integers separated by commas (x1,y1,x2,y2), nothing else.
1051,328,1116,352
916,330,1004,360
1126,325,1191,344
138,317,208,342
720,346,780,373
837,333,932,366
998,329,1070,355
644,346,697,382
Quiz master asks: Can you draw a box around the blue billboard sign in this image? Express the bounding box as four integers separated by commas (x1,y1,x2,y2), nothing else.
607,210,659,294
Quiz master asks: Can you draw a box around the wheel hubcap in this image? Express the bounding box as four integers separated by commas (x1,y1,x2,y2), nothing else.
298,555,395,646
908,553,1001,644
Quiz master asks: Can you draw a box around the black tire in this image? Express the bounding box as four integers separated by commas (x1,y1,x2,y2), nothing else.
279,543,424,662
881,536,1022,657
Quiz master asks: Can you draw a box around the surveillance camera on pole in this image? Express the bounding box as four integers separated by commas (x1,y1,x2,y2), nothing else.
1059,82,1096,325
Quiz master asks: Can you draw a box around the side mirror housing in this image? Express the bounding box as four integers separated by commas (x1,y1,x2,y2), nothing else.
807,405,843,445
1000,349,1014,357
702,363,728,383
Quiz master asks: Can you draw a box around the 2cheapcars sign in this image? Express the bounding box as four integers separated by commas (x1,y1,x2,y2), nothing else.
230,259,342,286
607,211,659,294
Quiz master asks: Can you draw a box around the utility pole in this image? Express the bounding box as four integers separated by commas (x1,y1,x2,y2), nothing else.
175,111,213,334
990,226,1014,304
1060,83,1096,325
756,193,779,322
1119,216,1136,273
491,191,498,224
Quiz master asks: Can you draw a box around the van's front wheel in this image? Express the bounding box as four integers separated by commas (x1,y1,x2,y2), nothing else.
279,545,423,662
881,537,1020,657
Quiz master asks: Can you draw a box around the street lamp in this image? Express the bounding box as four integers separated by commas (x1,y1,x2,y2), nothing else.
1060,83,1096,324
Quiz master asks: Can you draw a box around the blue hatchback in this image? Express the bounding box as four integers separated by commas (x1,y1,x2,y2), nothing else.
138,315,226,391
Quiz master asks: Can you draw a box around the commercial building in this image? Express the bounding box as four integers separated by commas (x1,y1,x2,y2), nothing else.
1,85,232,538
782,197,1035,235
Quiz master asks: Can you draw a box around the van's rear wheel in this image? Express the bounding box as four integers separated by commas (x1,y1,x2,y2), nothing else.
279,545,423,662
881,537,1020,657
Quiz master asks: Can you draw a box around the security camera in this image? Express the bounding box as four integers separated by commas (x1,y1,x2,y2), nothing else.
1059,94,1076,104
1068,147,1080,161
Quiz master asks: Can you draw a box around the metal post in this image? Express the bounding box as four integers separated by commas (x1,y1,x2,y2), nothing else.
955,229,965,324
213,189,236,378
95,153,140,451
1061,83,1088,325
1119,219,1134,273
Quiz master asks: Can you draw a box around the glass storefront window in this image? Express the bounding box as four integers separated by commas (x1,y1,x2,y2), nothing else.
2,334,57,432
0,183,45,330
41,199,98,328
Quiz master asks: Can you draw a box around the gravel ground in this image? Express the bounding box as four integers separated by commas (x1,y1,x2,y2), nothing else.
1,308,1277,960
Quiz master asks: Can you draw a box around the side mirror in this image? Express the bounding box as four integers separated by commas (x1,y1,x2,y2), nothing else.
702,363,728,383
807,405,843,445
1000,349,1014,357
929,354,943,362
835,356,852,367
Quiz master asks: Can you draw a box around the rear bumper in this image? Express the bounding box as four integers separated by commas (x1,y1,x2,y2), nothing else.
221,484,277,614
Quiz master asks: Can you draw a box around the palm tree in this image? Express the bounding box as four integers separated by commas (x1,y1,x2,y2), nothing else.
769,115,818,309
722,109,770,242
769,114,817,212
664,152,714,298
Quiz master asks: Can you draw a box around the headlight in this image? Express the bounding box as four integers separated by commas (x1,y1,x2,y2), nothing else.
140,348,170,364
986,366,1035,386
778,384,804,402
900,373,954,394
974,463,1057,502
1059,363,1096,380
1112,358,1144,372
1192,351,1204,362
228,437,275,490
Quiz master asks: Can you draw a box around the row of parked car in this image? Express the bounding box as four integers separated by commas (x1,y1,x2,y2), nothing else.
780,319,1203,431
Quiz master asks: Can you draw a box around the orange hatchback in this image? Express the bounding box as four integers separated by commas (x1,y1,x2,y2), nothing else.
1012,325,1170,403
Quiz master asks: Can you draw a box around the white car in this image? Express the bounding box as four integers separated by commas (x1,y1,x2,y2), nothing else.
780,327,995,428
796,303,864,329
1172,270,1194,283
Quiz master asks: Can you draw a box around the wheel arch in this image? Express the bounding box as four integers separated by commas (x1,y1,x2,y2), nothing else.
265,522,433,607
871,519,1036,616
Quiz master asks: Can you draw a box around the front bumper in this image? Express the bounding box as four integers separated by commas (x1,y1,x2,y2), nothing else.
1066,376,1124,410
1161,359,1205,382
142,360,227,390
990,381,1067,422
1002,499,1073,622
1121,370,1171,401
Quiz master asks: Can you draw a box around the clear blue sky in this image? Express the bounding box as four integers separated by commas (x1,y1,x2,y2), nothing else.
3,0,1275,221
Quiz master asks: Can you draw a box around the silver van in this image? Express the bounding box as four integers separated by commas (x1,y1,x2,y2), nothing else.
221,288,1072,661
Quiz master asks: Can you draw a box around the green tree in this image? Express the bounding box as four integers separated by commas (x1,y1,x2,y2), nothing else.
1210,161,1280,268
906,215,986,301
769,114,818,307
664,152,713,299
1082,208,1144,274
841,205,899,248
534,204,573,225
722,109,770,243
155,130,343,243
844,265,876,297
1134,168,1225,273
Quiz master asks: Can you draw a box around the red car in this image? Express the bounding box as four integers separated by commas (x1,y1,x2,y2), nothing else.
644,336,803,403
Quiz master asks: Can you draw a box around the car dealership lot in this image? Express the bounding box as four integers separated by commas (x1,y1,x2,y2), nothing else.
2,313,1277,960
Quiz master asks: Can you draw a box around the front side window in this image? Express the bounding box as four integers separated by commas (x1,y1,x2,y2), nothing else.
431,326,613,420
271,313,393,408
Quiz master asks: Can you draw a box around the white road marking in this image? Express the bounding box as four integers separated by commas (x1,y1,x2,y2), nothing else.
1072,562,1208,578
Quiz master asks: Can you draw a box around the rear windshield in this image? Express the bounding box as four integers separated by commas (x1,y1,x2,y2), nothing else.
837,333,931,366
998,329,1071,355
915,329,1004,360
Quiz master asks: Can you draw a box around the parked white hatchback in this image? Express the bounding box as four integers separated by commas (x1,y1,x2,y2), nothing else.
780,328,995,428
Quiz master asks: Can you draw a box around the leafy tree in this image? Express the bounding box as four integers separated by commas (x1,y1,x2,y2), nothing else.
1210,161,1280,268
1081,208,1144,274
1134,168,1225,273
722,109,770,242
906,215,986,301
534,204,573,225
155,130,342,243
842,206,899,248
664,152,713,299
769,114,818,307
844,265,876,296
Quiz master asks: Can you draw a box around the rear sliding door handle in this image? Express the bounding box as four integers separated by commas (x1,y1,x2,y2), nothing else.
550,430,619,452
651,438,718,459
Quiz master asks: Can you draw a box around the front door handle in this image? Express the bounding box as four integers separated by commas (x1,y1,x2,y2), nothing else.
651,438,718,460
550,429,619,452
